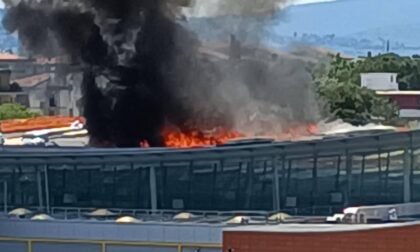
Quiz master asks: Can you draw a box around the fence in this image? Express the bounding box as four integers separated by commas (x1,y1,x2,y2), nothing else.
0,237,222,252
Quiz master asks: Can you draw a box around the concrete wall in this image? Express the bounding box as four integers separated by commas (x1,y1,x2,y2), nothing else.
361,73,398,91
0,241,27,252
67,72,83,116
224,223,420,252
0,240,221,252
0,219,222,252
27,82,48,114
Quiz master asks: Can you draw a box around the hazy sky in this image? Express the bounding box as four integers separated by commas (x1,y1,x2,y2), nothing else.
292,0,336,5
0,0,333,9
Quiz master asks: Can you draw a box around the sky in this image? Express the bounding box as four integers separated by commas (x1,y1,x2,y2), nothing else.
0,0,333,9
291,0,336,6
273,0,420,37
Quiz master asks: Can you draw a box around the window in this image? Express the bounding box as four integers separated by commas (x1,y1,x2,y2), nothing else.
49,96,56,107
16,95,29,107
0,95,13,104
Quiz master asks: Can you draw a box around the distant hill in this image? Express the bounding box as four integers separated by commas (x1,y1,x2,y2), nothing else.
187,0,420,56
349,24,420,46
273,0,420,37
1,0,420,56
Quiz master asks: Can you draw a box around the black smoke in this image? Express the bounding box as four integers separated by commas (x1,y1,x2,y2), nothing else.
3,0,206,147
3,0,322,147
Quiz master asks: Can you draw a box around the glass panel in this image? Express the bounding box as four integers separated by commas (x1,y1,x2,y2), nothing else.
316,156,343,214
48,163,151,209
16,165,39,207
218,159,251,210
412,149,420,202
286,158,314,214
249,158,273,210
359,151,402,205
384,151,404,204
350,155,364,205
0,165,16,211
190,161,218,210
48,164,73,207
156,162,190,210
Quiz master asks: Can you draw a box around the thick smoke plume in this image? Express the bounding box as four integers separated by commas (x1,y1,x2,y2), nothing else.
3,0,321,147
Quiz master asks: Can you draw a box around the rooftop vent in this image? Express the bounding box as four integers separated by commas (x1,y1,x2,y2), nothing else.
116,216,141,224
227,216,250,225
86,209,117,218
268,212,291,222
31,214,55,221
8,208,32,217
173,212,197,221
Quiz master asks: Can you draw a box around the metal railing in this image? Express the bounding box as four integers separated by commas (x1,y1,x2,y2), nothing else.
0,237,222,252
0,205,342,221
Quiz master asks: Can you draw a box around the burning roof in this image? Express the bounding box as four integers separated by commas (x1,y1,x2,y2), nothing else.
3,0,322,148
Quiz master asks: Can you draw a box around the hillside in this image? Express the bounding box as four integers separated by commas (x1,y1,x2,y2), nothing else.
187,0,420,56
1,0,420,56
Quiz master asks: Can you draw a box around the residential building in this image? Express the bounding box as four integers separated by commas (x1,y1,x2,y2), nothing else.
376,91,420,118
0,64,79,116
0,53,36,79
361,72,398,91
0,68,28,105
359,72,420,118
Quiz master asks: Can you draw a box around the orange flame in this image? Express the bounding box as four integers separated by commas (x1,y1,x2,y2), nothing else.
163,128,244,148
140,124,319,148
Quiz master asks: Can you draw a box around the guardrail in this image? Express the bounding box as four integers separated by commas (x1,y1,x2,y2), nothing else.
0,237,222,252
0,205,341,220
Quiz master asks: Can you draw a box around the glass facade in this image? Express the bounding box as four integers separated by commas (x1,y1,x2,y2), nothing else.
1,130,420,215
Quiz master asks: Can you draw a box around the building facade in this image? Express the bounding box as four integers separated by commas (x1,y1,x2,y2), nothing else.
361,73,399,91
223,222,420,252
0,54,82,116
1,130,420,215
376,91,420,118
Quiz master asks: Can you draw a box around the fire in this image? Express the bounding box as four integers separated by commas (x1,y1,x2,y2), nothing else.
140,123,319,149
163,127,244,148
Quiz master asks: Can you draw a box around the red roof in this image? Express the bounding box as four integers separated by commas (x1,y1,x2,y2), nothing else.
35,56,70,65
0,53,29,61
12,74,51,88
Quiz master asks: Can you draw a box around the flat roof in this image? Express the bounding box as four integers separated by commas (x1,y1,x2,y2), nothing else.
376,91,420,95
1,129,420,165
224,221,420,234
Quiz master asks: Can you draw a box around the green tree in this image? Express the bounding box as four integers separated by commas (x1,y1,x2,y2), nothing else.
0,103,40,121
323,53,420,90
314,55,399,125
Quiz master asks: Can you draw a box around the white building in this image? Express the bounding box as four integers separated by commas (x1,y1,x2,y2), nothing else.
361,73,398,91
